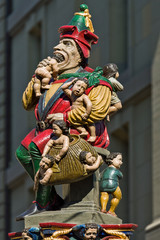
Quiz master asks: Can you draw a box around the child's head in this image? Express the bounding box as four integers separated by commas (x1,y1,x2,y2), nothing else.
40,154,55,170
105,152,122,169
22,230,32,240
52,120,69,136
79,151,96,165
72,77,89,96
103,63,119,79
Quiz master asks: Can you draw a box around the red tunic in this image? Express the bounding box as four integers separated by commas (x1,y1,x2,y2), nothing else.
21,79,111,153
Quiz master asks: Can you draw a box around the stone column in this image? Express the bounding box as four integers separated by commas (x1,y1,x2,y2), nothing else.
0,0,7,239
145,37,160,239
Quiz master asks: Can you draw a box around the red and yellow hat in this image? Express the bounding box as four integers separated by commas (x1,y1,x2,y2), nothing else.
58,4,99,58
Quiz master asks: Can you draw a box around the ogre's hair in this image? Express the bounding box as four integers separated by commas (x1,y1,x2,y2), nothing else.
105,152,122,165
73,77,89,88
103,63,118,79
75,41,88,68
79,151,89,164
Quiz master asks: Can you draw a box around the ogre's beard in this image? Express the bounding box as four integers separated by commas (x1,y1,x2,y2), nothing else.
53,52,65,63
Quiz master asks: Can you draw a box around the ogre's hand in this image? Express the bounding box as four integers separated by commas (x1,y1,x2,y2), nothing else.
36,57,59,79
49,58,59,78
47,113,64,123
37,56,52,68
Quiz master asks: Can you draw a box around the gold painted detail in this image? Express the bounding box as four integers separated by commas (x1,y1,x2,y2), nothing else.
43,228,72,240
10,237,23,240
43,236,67,239
74,9,94,32
103,229,129,239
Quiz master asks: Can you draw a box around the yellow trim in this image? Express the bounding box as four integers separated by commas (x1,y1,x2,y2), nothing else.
103,229,133,232
42,228,72,239
103,229,129,239
10,237,22,240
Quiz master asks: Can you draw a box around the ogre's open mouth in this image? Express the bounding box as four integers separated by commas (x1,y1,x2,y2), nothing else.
53,52,65,63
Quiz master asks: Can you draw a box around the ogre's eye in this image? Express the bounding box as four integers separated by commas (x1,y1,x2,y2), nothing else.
63,40,72,46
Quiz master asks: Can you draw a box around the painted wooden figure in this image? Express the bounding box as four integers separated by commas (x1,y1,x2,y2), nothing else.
42,120,70,161
102,63,124,121
100,152,123,216
62,77,96,142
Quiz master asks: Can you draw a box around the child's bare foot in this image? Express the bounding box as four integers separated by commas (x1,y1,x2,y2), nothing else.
80,131,88,137
107,115,110,121
87,136,96,143
36,93,42,97
107,211,117,217
42,85,51,89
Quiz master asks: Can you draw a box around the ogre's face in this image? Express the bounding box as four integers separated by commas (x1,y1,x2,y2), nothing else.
53,38,81,73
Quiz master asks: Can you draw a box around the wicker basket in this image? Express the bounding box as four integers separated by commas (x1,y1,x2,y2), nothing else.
49,135,98,184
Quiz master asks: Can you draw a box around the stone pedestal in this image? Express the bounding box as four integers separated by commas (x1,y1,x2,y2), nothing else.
25,209,122,228
25,166,122,228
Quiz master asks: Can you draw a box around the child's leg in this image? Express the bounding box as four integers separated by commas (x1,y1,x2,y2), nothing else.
41,78,51,89
87,124,96,142
108,186,122,216
76,126,88,137
107,102,122,121
34,78,42,97
100,192,109,213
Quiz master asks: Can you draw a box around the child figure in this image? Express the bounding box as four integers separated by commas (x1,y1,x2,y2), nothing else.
62,77,96,142
34,58,59,97
34,154,60,191
103,63,124,121
79,151,102,173
42,120,70,161
21,230,32,240
100,152,123,216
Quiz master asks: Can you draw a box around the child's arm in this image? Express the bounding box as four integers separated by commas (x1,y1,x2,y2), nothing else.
118,170,123,180
110,77,124,91
39,169,53,185
42,139,55,156
33,170,40,191
61,79,76,98
85,155,102,171
81,95,92,120
55,136,70,161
